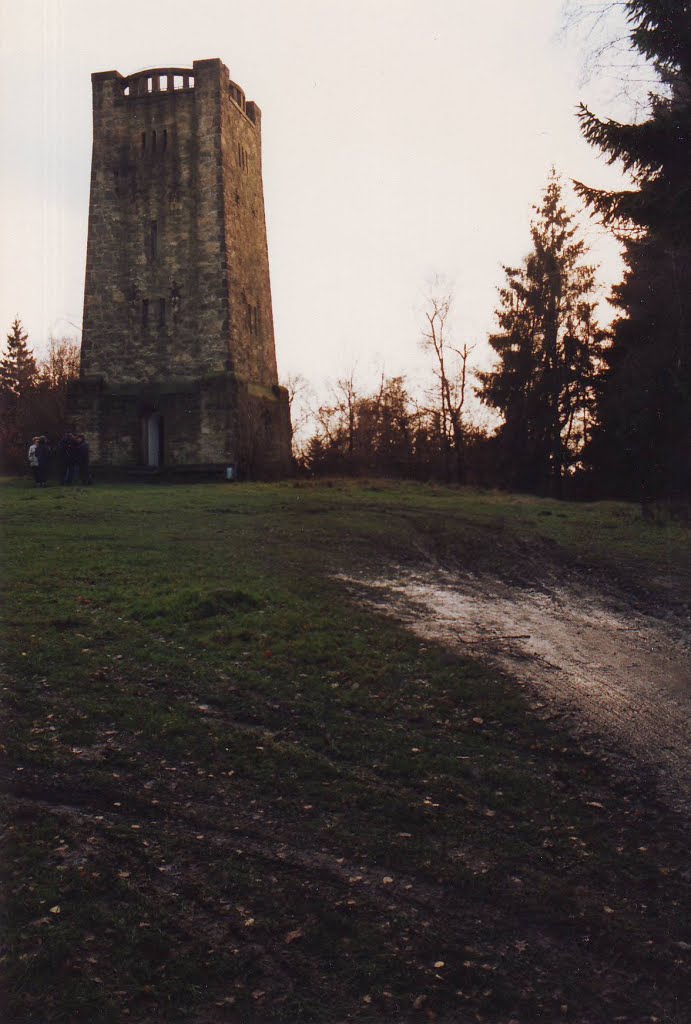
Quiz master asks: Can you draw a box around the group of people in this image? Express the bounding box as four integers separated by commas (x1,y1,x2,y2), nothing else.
27,432,91,487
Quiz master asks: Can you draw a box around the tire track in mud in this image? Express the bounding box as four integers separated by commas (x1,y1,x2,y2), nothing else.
343,569,691,815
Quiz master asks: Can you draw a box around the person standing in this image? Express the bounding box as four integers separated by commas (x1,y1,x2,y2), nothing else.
27,436,40,484
57,432,76,484
74,435,91,485
35,436,51,487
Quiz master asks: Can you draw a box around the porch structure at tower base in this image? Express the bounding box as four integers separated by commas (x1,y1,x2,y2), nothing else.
70,371,292,480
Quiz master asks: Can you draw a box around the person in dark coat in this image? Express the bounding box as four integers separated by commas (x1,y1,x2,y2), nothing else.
74,435,91,485
57,432,77,484
35,436,51,487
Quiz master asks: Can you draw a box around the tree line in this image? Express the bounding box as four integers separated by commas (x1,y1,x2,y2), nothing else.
2,1,688,505
296,0,690,506
0,319,80,473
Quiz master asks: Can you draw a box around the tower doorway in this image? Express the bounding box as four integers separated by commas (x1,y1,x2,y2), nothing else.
142,412,164,467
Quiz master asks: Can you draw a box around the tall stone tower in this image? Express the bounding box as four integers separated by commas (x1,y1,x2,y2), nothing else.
72,58,291,476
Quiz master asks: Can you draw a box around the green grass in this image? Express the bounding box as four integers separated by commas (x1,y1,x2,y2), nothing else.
1,479,689,1023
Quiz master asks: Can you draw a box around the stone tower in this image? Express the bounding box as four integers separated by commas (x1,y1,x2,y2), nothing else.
72,58,291,476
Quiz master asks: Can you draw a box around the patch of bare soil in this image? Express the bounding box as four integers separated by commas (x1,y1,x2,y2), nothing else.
347,568,691,814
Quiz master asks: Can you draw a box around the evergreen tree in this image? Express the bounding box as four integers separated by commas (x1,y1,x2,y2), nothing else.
477,173,604,496
0,318,38,398
0,318,40,471
575,0,691,501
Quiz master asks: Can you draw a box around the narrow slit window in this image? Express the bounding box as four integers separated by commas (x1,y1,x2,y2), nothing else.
147,77,153,93
162,129,168,151
142,299,149,328
149,221,158,260
152,130,157,152
158,298,166,329
247,304,259,336
141,132,146,152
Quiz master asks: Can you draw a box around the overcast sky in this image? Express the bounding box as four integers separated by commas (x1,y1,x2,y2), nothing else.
0,0,632,397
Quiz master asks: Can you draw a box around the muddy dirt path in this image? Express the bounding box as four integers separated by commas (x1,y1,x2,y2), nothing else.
344,569,691,814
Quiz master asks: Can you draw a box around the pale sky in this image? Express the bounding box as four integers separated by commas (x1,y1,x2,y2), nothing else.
0,0,631,400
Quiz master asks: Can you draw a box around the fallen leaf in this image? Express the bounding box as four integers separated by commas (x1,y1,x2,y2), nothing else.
284,928,304,944
434,960,445,968
49,905,61,915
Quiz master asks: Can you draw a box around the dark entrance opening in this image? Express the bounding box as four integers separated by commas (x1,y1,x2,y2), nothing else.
141,411,164,467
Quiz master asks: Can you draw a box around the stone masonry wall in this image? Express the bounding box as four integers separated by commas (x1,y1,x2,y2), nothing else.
81,63,231,384
77,59,291,474
220,76,279,386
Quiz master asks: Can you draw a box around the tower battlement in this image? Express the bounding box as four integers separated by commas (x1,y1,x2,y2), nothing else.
72,57,290,477
92,62,259,125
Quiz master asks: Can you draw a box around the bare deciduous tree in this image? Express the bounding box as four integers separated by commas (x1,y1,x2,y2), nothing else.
39,336,81,390
284,372,316,463
421,290,473,483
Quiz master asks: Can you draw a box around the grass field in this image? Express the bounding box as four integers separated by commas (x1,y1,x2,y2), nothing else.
1,478,689,1023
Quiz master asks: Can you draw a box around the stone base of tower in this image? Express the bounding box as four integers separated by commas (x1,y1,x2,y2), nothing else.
69,371,292,480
